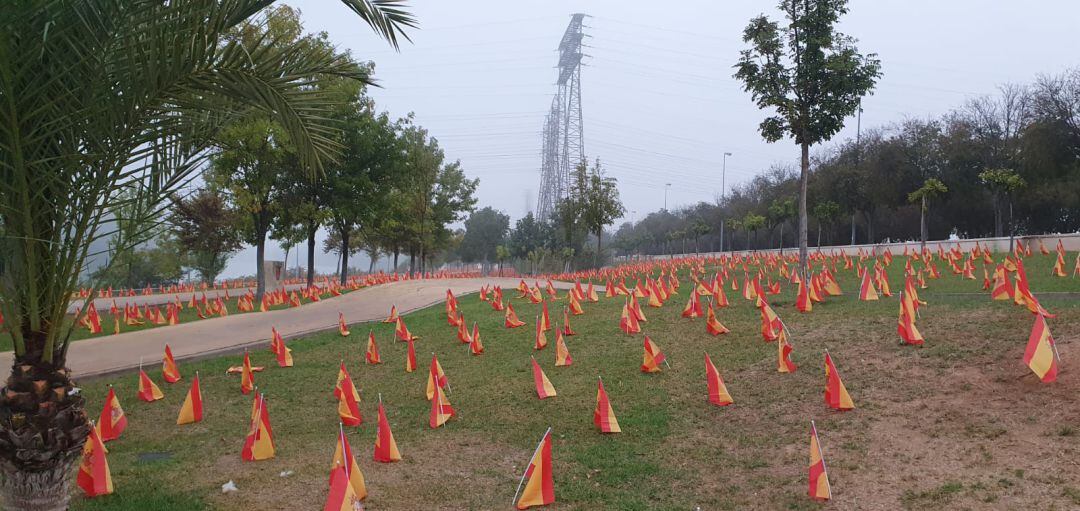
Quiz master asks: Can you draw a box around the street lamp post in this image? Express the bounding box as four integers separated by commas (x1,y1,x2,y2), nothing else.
720,152,732,253
664,183,672,211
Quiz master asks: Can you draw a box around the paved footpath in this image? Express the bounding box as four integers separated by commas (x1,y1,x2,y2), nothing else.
4,278,570,379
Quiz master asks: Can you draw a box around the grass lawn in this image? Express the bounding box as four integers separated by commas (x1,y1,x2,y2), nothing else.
0,288,360,353
69,253,1080,510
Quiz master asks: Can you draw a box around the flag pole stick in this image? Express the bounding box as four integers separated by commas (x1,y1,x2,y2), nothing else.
338,422,349,480
512,426,551,507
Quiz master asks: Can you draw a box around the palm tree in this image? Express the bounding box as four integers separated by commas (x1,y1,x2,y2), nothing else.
0,1,414,508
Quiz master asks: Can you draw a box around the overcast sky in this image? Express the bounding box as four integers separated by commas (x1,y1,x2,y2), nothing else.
221,0,1080,277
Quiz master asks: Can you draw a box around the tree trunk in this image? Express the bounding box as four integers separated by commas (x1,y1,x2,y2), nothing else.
255,234,266,304
0,361,89,511
992,194,1003,238
596,229,602,268
817,221,822,247
305,223,317,288
779,223,785,255
864,210,875,244
920,196,928,252
798,142,809,277
339,228,350,286
850,213,856,245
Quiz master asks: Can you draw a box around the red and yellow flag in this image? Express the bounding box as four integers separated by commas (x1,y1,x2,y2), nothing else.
531,357,557,399
324,465,362,511
705,353,733,406
808,421,832,501
137,369,164,402
405,337,417,373
1023,313,1059,383
374,399,402,462
858,269,879,301
382,304,398,323
897,290,925,346
176,373,204,425
77,422,113,497
366,331,381,364
619,299,641,334
705,298,730,336
641,336,666,373
554,330,572,366
515,428,555,510
505,303,526,328
330,426,367,500
778,330,797,373
470,322,485,355
425,354,448,401
240,351,255,395
338,312,350,337
795,278,812,313
270,327,293,367
593,378,621,433
396,317,418,341
534,316,548,350
162,344,181,383
98,386,127,442
824,352,855,410
242,394,274,461
429,376,455,429
335,362,363,427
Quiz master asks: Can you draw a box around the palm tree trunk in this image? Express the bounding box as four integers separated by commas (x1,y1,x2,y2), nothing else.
255,234,266,303
920,196,928,252
305,223,317,288
340,228,350,286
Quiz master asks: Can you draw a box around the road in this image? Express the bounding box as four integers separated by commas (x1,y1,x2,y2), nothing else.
5,278,569,379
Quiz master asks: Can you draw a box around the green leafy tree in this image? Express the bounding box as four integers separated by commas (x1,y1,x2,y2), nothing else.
171,189,243,283
735,0,881,273
767,197,796,253
907,178,949,249
743,213,767,249
812,200,841,246
459,207,510,265
0,1,413,504
978,168,1027,238
575,160,626,266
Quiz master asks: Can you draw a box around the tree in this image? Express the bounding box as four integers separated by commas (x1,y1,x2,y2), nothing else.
743,213,767,249
812,200,841,246
575,160,626,266
0,1,413,506
767,197,796,253
979,168,1026,248
978,168,1026,239
690,220,711,253
171,189,243,283
907,178,949,250
495,245,511,275
735,0,881,274
459,207,510,266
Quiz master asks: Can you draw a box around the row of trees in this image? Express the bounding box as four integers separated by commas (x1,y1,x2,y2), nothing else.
612,67,1080,257
454,159,625,274
96,8,477,302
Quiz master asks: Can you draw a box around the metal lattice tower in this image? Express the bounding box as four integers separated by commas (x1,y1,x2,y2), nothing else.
536,13,586,223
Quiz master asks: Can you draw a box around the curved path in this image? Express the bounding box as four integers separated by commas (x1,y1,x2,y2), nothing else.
5,278,569,379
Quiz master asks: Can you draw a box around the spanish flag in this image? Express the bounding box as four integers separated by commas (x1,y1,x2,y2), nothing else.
98,386,127,442
541,301,552,332
808,421,832,501
425,354,448,401
324,465,362,511
177,372,204,425
242,394,274,461
641,336,666,373
162,344,181,383
77,422,113,497
897,289,925,346
858,269,878,301
366,331,381,364
619,299,641,334
505,303,526,328
534,316,548,350
429,376,455,429
593,378,621,433
383,304,398,323
514,428,555,509
705,298,730,336
778,329,797,373
1023,313,1059,383
330,425,367,500
271,327,293,367
824,352,855,410
470,322,485,355
335,362,363,427
240,351,255,395
338,312,350,337
554,330,572,366
562,308,576,336
137,369,164,402
405,337,417,373
531,357,557,399
795,278,812,313
705,353,733,406
373,398,402,462
396,317,418,341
